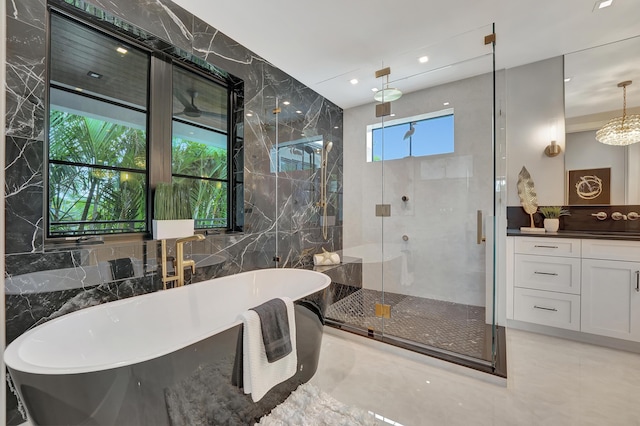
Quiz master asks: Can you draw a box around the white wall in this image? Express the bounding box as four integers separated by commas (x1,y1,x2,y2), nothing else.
506,56,565,206
565,130,626,205
344,73,495,307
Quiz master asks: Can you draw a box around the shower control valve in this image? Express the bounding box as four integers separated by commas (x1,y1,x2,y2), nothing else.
402,195,409,202
628,212,639,221
591,212,607,220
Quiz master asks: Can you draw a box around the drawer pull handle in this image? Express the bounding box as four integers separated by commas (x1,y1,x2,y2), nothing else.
534,271,558,276
533,245,559,249
533,305,558,312
636,271,639,293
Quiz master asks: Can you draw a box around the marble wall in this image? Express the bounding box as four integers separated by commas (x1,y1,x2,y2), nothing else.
4,0,343,423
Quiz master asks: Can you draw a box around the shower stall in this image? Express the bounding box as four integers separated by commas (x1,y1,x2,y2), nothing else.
331,24,504,374
267,24,505,374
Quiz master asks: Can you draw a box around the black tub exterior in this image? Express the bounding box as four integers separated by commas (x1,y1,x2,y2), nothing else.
8,288,328,425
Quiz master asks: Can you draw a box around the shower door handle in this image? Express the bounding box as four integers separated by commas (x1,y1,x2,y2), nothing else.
477,210,485,244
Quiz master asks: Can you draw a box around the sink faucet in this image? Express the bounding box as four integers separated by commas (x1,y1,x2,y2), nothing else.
160,234,206,289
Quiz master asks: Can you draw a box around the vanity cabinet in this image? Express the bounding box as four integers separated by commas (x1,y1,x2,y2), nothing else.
512,237,581,331
581,240,640,341
509,236,640,343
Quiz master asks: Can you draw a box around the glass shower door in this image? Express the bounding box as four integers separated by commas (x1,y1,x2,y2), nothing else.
376,25,498,365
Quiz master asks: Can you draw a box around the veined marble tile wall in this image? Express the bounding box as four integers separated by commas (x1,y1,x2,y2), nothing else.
4,0,343,423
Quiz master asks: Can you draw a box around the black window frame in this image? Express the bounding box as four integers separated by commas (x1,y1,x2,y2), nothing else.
44,4,244,241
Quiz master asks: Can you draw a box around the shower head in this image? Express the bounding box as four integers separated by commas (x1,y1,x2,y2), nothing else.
324,141,333,154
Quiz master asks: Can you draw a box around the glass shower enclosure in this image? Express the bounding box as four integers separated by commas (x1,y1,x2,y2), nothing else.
325,24,505,374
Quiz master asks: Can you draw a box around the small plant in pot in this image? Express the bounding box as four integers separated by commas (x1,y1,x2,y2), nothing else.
538,206,570,233
152,182,195,240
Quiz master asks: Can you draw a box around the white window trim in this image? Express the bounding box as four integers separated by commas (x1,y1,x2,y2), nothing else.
365,107,454,162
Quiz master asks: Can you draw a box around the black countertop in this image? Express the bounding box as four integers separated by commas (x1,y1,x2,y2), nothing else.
507,229,640,241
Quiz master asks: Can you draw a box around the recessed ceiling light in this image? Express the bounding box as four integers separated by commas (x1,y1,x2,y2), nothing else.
372,88,379,92
390,113,396,117
246,113,253,117
594,0,613,9
334,126,339,129
296,110,302,114
116,47,128,54
350,78,358,85
564,77,572,83
283,101,290,105
443,102,450,106
87,71,102,79
418,56,429,63
74,87,83,92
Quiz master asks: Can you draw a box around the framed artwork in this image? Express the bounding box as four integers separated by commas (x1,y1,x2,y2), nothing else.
567,167,611,205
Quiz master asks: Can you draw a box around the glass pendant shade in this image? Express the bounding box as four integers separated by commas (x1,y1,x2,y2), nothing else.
595,114,640,146
596,80,640,146
374,87,403,102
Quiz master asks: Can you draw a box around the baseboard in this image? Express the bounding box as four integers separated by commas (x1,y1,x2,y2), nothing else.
507,319,640,353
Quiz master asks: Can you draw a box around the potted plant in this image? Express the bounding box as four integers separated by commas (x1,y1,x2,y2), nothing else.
152,182,195,239
538,206,570,233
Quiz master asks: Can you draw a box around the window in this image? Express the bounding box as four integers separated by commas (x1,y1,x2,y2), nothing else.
172,66,230,229
367,109,454,162
48,14,149,236
47,10,243,238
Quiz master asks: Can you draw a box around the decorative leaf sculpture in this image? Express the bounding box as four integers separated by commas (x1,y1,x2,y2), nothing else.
517,166,538,228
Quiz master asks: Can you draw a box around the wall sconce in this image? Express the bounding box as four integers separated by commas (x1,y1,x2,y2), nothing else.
544,140,562,157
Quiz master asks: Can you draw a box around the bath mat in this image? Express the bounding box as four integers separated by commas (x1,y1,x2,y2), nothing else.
164,356,293,425
257,383,376,426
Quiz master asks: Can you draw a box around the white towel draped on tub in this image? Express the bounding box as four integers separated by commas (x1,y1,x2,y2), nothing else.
240,297,297,402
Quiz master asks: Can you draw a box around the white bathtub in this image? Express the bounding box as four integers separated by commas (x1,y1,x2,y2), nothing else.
5,268,331,425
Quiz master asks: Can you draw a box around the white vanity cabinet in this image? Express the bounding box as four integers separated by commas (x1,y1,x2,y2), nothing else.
512,237,581,331
509,236,640,343
581,240,640,341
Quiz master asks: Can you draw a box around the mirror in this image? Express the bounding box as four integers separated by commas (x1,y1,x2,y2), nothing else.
564,35,640,205
270,137,323,173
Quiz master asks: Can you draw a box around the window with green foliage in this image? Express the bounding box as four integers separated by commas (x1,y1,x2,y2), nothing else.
47,12,242,238
172,67,230,229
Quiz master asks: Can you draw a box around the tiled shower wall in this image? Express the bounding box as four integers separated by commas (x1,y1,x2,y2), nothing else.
4,0,343,422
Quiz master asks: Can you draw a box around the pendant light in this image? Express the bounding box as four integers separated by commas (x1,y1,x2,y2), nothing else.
595,80,640,146
374,69,402,102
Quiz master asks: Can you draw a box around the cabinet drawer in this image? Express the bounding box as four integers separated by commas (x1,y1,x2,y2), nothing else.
582,239,640,262
514,288,580,331
514,254,581,294
515,237,580,257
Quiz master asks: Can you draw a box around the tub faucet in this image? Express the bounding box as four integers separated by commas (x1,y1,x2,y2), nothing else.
175,234,206,287
160,234,206,289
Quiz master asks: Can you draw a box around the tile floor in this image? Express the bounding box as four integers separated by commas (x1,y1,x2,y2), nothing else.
326,289,487,360
15,327,640,425
309,327,640,426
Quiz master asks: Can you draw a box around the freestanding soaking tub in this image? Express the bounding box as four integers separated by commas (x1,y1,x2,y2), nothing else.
4,268,331,425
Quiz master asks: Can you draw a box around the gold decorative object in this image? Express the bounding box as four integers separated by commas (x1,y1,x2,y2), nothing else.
595,81,640,146
517,166,540,230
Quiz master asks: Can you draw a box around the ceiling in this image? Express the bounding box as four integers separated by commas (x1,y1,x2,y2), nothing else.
172,0,640,114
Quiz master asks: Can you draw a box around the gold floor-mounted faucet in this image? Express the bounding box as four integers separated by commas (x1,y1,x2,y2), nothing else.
160,234,206,289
